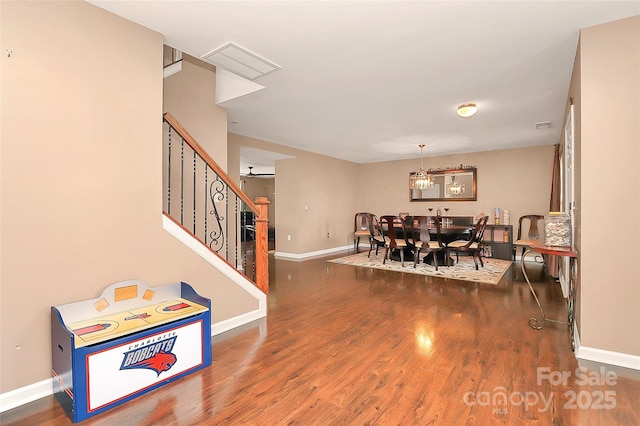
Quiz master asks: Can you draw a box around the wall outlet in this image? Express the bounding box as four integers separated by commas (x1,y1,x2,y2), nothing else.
327,232,330,238
287,234,292,241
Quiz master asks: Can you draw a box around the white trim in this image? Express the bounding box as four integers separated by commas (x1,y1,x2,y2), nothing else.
0,378,53,412
1,215,270,413
559,272,570,298
211,309,265,336
0,310,269,413
0,309,269,413
162,215,268,307
575,346,640,371
1,217,269,413
573,326,640,370
163,60,182,78
561,104,575,297
516,254,545,263
273,247,548,263
6,281,638,412
274,245,351,260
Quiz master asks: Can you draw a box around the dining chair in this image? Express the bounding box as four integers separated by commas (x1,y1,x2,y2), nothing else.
353,212,373,253
399,215,422,267
409,215,447,270
513,214,545,260
380,215,409,266
446,215,489,270
367,215,387,258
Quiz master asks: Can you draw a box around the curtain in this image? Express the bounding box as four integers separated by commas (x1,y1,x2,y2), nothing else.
547,144,561,277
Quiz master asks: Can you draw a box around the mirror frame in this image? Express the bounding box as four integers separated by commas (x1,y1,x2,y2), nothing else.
409,168,477,202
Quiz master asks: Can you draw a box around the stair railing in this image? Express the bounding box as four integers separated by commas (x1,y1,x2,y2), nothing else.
162,112,269,294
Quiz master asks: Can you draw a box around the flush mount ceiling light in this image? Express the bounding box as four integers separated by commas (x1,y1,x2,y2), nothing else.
457,103,478,118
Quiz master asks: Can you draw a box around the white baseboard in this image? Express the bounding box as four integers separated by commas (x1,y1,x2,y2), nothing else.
0,378,54,413
0,217,271,414
162,215,268,306
211,309,266,336
0,312,267,413
516,254,545,263
7,241,635,413
574,338,640,371
274,245,351,260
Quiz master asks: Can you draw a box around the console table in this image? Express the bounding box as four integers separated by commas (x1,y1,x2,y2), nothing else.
521,242,578,350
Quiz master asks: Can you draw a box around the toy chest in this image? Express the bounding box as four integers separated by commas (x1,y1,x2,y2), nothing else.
51,280,211,422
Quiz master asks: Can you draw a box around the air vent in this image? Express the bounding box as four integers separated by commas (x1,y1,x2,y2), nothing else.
201,42,281,80
536,121,552,130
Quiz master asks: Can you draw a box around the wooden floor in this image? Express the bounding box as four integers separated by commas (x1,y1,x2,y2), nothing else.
3,253,640,425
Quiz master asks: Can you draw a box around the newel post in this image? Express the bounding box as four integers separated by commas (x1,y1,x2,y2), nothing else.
254,197,270,294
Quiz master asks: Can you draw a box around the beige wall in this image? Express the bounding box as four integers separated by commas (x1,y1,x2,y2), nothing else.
575,16,640,356
241,177,276,222
228,133,360,254
161,54,258,321
0,1,257,393
3,3,636,400
359,146,554,226
229,131,553,255
278,154,360,253
163,55,228,170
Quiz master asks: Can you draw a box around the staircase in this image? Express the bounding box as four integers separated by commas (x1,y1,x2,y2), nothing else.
162,112,269,294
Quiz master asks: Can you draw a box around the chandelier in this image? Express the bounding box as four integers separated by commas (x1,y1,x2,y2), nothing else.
409,144,434,190
447,175,465,195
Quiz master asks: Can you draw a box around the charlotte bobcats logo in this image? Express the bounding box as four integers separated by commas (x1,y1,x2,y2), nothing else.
120,336,178,376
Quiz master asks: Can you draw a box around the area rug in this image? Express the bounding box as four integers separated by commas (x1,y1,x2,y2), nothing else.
328,251,512,285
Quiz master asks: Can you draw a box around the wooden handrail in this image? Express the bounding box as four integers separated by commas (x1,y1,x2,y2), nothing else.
163,112,269,294
163,112,259,216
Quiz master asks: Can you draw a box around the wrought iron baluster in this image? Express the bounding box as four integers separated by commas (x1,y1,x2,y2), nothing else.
204,167,208,246
234,195,239,269
224,186,232,262
208,175,225,253
250,210,256,280
180,137,184,225
164,117,259,282
167,126,172,215
193,151,197,235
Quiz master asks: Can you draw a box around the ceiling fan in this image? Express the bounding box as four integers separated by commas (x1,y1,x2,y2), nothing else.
241,166,275,178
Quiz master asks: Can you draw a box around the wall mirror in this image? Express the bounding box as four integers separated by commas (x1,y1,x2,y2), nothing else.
409,168,477,202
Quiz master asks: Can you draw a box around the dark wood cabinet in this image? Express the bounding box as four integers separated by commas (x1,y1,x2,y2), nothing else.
482,225,513,260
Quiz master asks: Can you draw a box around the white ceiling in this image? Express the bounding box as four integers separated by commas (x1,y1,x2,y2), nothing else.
89,0,639,168
239,146,293,177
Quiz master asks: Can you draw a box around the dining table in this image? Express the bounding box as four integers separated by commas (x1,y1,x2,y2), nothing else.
387,219,473,264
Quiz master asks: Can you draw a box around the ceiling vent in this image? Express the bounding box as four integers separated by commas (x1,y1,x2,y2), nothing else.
201,42,281,80
536,121,552,130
